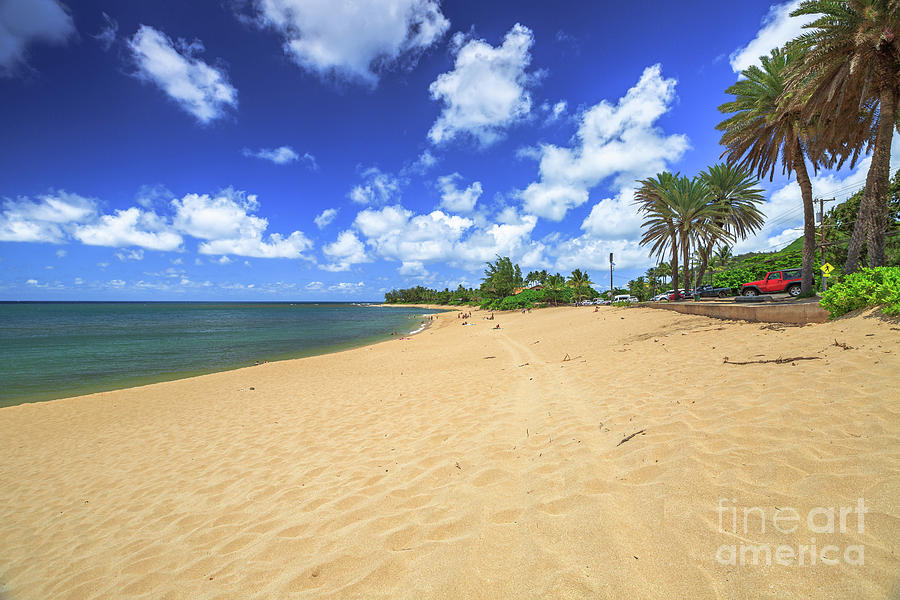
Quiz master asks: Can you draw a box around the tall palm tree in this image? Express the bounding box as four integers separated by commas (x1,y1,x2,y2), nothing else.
635,172,681,295
788,0,899,271
717,47,819,295
666,176,723,296
567,269,594,302
695,164,766,288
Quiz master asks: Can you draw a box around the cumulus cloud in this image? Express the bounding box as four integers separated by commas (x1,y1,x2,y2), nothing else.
552,237,649,277
437,173,482,212
0,0,75,76
246,0,448,84
305,280,323,290
428,23,535,145
349,167,402,205
0,192,97,243
129,25,238,123
74,207,183,250
314,207,338,229
170,188,312,258
322,230,369,271
350,203,542,273
519,64,689,221
729,1,814,73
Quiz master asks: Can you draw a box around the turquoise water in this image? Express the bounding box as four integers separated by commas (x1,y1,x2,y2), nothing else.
0,302,442,407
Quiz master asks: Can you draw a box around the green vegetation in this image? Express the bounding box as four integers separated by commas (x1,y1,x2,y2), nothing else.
384,256,598,309
818,267,900,317
634,166,765,300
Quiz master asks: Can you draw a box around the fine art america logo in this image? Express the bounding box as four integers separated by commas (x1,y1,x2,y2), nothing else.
715,498,867,566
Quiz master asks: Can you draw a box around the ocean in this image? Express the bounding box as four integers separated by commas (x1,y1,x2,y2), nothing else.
0,302,443,407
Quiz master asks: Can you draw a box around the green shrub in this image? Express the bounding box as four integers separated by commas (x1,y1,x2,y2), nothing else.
818,267,900,317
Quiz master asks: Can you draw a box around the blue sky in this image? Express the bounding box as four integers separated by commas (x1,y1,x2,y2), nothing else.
1,0,894,300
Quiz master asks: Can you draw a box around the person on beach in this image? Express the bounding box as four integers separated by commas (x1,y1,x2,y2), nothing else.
493,324,501,329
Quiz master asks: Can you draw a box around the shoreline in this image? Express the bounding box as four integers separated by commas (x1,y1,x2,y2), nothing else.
1,306,897,598
0,306,444,409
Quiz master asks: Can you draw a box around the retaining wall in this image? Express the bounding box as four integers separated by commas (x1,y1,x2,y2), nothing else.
646,300,829,325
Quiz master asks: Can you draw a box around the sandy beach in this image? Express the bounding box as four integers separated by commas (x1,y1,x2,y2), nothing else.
1,306,898,599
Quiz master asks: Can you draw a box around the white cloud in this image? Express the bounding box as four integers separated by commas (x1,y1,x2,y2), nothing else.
428,23,535,145
243,145,315,167
216,255,232,264
55,249,66,258
322,230,370,271
349,167,402,205
74,207,183,250
0,0,75,75
108,279,126,288
729,1,813,73
541,100,567,122
351,203,543,272
247,0,448,84
580,186,643,240
171,188,312,259
94,12,118,51
437,173,482,212
552,237,649,280
243,145,299,164
115,248,145,261
25,278,37,285
329,281,365,292
519,64,689,221
129,25,237,123
305,280,323,290
0,192,97,243
407,149,438,174
314,207,338,229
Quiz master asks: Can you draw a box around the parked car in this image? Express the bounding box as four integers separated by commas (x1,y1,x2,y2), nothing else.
667,289,690,300
694,284,732,298
613,294,638,303
740,268,803,297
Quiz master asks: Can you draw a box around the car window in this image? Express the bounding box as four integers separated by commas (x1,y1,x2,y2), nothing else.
783,269,800,279
767,272,781,280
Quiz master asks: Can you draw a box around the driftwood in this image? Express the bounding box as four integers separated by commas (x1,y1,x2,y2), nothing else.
723,356,821,365
617,429,646,446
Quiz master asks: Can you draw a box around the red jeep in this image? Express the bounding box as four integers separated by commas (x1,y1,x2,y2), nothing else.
741,268,803,297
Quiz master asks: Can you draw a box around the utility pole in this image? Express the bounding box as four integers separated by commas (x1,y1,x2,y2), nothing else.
818,197,835,292
609,252,614,299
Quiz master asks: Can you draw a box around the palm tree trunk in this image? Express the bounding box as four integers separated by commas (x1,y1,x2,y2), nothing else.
846,82,897,271
694,239,714,289
682,232,690,300
793,136,815,295
670,232,679,298
866,83,896,267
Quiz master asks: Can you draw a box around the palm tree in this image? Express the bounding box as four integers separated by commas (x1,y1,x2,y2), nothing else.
635,172,681,296
788,0,899,271
567,269,594,302
544,273,566,306
666,176,723,296
655,261,672,287
695,164,766,288
717,47,819,295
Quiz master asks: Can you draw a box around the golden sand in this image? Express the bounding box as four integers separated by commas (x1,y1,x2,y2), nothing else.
0,306,898,599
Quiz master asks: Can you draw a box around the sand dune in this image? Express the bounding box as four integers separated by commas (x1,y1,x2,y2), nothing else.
1,306,898,599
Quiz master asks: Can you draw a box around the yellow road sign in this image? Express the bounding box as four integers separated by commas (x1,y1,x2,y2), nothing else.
820,262,834,274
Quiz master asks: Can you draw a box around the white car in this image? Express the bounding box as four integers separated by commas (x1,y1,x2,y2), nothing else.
613,294,638,303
